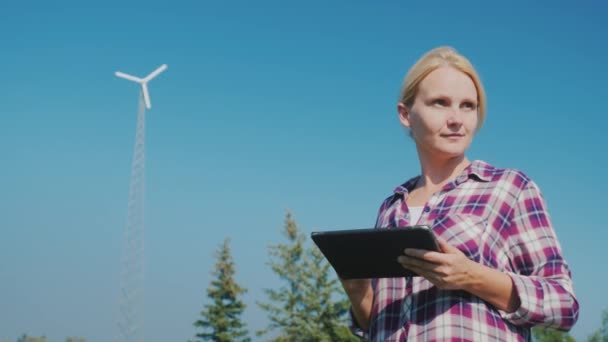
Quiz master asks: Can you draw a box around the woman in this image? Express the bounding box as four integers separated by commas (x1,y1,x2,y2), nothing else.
341,47,579,341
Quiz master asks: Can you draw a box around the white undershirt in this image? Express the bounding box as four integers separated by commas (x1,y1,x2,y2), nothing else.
409,206,424,225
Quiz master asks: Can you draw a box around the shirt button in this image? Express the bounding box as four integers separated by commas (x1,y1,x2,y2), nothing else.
424,207,431,213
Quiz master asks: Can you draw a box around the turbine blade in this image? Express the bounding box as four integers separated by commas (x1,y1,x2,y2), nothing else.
142,83,151,109
143,64,167,82
115,72,142,83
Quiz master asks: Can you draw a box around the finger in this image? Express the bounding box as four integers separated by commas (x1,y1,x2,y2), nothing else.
404,248,446,264
397,255,441,272
402,264,443,283
398,261,425,275
397,255,424,266
436,237,462,255
404,248,436,258
396,255,411,266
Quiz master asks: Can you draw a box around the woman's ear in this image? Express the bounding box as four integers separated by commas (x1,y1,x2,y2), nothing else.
398,102,411,128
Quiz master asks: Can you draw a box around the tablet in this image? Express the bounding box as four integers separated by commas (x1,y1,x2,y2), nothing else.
311,226,440,279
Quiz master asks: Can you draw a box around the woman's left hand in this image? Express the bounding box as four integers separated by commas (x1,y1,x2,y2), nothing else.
396,238,479,291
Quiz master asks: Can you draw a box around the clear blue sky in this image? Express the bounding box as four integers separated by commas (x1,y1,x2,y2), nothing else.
1,1,606,341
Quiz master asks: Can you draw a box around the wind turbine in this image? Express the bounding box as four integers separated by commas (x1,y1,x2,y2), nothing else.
114,63,167,342
115,64,167,109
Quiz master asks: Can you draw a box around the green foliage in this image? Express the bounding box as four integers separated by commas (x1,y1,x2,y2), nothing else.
16,335,46,342
533,307,608,342
532,326,576,342
7,335,84,342
257,211,359,341
192,238,250,342
302,244,360,342
586,308,608,342
256,211,307,340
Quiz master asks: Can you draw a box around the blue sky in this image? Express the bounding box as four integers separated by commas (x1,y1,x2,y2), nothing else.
1,1,607,341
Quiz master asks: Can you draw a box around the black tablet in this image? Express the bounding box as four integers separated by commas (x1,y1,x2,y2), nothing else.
311,226,440,279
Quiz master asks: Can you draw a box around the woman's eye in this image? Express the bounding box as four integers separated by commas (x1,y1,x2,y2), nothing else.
462,102,477,110
433,99,447,106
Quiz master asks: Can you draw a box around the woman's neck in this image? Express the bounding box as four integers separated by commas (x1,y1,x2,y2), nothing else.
416,155,471,190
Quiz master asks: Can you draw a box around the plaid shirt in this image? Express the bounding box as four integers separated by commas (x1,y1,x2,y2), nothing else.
352,160,579,341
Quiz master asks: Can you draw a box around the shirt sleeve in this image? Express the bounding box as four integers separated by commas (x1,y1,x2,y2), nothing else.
499,180,579,330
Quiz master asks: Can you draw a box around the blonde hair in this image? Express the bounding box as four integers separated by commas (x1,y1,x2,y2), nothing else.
399,46,487,130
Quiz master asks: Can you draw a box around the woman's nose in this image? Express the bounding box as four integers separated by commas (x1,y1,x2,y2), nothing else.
446,108,464,125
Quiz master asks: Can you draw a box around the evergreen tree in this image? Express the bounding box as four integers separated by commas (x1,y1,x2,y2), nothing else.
301,244,361,341
258,211,358,341
532,326,576,342
257,211,308,341
192,238,250,342
586,308,608,342
16,335,46,342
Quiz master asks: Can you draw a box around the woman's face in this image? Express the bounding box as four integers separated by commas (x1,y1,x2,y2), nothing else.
399,66,479,162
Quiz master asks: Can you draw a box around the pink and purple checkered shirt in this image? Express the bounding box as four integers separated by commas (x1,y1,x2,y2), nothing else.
352,160,579,341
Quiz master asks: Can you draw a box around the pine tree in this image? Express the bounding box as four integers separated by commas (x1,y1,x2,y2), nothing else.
586,308,608,342
16,336,46,342
302,245,360,341
257,211,308,341
65,338,86,342
532,326,576,342
258,211,359,341
192,238,250,342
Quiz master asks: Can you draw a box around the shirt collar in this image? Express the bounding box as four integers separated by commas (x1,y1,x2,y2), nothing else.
467,159,494,183
393,160,494,195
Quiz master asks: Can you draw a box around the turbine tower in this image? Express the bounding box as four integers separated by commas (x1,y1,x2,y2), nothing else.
115,64,167,342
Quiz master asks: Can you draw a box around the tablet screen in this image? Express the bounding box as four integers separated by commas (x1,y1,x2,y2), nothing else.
311,226,439,279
